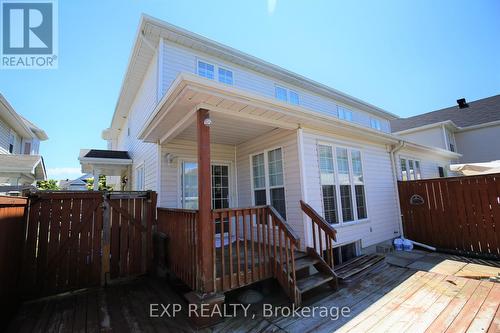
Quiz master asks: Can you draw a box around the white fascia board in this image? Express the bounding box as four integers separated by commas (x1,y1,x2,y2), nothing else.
394,120,460,135
78,157,133,165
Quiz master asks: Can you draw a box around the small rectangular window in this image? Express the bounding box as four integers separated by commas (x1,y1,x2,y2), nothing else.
355,185,367,219
136,165,145,191
415,161,422,180
275,86,288,102
197,61,215,80
400,158,408,181
289,90,299,105
24,142,31,155
338,106,353,121
408,160,415,180
370,118,382,130
218,67,233,85
275,85,299,105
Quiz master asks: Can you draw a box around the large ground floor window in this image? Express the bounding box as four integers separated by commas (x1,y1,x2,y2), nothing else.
318,144,367,224
181,161,230,209
251,147,287,219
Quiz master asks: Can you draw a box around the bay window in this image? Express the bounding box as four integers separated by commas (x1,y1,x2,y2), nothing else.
318,144,367,224
251,148,286,219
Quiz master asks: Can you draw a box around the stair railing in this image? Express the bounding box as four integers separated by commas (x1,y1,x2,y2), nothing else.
300,200,337,269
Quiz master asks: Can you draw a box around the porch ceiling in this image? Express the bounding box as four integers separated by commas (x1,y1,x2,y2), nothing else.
175,111,279,145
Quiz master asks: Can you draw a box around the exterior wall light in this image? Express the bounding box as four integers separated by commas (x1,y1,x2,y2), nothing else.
203,116,212,126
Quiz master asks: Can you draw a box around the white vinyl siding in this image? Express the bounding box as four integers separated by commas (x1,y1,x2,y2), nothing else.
115,50,159,192
159,40,392,132
303,130,401,249
237,129,303,240
159,139,237,208
397,150,454,180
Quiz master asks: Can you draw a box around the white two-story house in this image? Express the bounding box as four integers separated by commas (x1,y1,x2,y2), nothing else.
0,94,47,194
80,15,460,260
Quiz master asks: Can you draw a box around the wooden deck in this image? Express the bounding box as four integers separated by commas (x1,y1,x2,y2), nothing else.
7,264,500,332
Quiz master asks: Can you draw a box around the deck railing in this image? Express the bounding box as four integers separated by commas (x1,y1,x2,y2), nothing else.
300,200,337,268
211,206,300,300
158,205,301,303
157,208,198,290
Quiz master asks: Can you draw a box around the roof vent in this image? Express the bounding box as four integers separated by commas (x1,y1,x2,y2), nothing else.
457,98,469,109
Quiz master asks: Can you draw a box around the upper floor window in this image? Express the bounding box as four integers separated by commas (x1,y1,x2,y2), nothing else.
197,60,234,85
197,61,215,80
8,132,15,153
446,129,456,152
370,118,382,130
24,142,31,155
274,85,299,105
218,67,233,85
338,106,353,121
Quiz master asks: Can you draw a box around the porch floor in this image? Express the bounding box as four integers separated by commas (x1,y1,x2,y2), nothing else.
7,261,499,332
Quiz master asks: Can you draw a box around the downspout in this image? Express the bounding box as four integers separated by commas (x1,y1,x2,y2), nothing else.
389,140,405,237
389,141,437,251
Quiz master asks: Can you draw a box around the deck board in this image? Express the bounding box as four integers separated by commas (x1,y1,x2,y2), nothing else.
6,269,499,333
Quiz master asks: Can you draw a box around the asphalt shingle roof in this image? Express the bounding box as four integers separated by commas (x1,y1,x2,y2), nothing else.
84,150,131,159
391,94,500,132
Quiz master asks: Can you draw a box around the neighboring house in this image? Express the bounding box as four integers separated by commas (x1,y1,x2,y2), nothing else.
0,93,48,193
59,173,93,191
391,95,500,164
80,15,459,258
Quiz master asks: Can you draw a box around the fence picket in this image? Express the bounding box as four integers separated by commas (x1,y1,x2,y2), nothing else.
399,175,500,258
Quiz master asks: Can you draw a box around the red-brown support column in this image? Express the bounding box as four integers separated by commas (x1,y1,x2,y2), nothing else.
196,108,214,293
185,108,224,328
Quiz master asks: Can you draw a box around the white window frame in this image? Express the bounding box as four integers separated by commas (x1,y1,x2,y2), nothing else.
317,142,369,225
399,157,422,181
135,162,145,191
337,106,353,121
274,85,300,105
249,146,287,216
370,117,382,130
196,59,234,85
177,159,234,209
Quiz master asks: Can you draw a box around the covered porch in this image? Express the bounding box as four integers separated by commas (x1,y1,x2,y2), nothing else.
139,74,341,307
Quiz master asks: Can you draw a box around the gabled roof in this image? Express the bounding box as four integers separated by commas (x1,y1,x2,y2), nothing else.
391,94,500,132
109,14,398,132
0,154,47,180
0,93,48,141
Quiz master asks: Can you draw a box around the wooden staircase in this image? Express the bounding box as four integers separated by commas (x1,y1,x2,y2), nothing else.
292,248,338,305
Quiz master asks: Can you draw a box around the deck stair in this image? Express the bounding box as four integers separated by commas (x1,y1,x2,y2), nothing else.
291,248,338,304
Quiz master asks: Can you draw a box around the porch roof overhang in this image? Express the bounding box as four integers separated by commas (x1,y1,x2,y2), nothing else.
138,73,401,146
79,149,132,176
0,154,47,181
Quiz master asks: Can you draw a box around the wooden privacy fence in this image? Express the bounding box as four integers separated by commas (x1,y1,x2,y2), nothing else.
21,191,157,299
0,196,27,328
398,174,500,259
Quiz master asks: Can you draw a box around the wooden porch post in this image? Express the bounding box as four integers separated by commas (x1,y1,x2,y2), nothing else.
197,108,214,293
